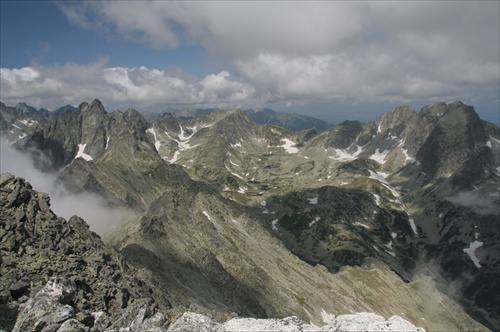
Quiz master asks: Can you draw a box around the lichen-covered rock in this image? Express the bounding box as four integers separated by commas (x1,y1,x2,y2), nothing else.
56,319,88,332
0,174,171,331
12,278,77,332
11,276,169,332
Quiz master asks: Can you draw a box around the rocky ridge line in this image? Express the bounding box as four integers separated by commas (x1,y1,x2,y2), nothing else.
0,173,170,331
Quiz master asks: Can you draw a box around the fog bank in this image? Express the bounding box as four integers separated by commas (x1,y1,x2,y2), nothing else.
0,138,133,237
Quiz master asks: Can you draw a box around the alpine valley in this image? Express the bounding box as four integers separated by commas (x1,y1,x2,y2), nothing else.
0,99,498,331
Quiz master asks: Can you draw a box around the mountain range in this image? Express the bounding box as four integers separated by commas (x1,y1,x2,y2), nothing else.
0,99,498,331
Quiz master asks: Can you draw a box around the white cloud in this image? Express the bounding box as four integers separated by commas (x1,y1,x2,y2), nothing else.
2,1,498,113
200,70,255,103
0,138,132,237
0,62,258,111
447,191,499,216
57,1,366,57
57,1,499,65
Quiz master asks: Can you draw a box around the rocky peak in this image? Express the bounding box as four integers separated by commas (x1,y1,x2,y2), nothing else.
51,104,78,119
123,107,148,131
419,101,449,120
374,105,418,138
318,120,363,149
208,109,258,139
156,112,181,133
416,102,491,181
14,102,37,116
78,101,89,113
82,99,106,114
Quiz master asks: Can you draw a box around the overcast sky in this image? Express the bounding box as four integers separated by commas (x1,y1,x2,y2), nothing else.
1,1,499,123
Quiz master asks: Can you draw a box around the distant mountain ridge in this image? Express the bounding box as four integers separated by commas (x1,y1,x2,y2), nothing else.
1,99,498,330
146,107,333,131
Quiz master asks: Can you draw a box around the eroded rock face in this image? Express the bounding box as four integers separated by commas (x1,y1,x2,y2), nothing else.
13,277,81,332
12,277,170,332
0,173,170,331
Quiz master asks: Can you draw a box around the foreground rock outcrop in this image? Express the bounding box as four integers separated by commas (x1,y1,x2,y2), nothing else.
167,311,425,332
9,276,425,332
12,276,169,332
0,173,170,331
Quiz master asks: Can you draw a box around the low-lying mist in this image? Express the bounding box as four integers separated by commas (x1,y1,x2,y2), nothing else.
446,190,499,216
1,138,134,238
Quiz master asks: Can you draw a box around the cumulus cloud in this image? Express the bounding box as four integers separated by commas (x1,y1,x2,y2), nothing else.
0,138,133,237
0,61,257,111
2,1,498,112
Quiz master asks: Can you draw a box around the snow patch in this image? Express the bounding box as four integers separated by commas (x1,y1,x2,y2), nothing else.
309,217,320,227
368,171,401,202
231,142,242,148
402,148,416,164
408,218,418,235
369,148,391,164
280,138,299,154
271,219,278,231
463,240,483,268
178,125,203,141
146,127,161,152
202,210,218,228
307,197,318,204
329,145,363,162
354,222,370,229
373,194,381,207
168,151,181,164
202,211,212,221
386,250,396,257
105,136,110,150
161,126,201,163
75,144,93,161
19,119,36,126
226,165,244,180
